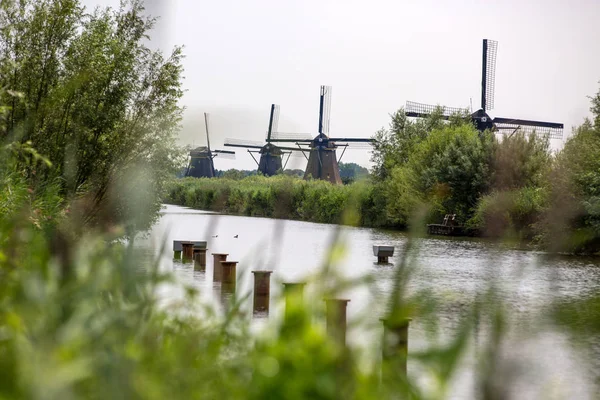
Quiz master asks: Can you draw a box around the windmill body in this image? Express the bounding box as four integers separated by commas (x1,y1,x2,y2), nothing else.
303,134,343,184
405,39,564,140
269,86,375,185
224,104,308,176
185,113,235,178
258,143,285,176
187,146,216,178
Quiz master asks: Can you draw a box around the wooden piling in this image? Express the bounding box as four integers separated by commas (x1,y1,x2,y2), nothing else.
193,248,208,270
252,271,273,315
373,245,394,264
173,240,183,260
325,299,350,346
212,253,228,282
220,261,238,293
181,241,194,262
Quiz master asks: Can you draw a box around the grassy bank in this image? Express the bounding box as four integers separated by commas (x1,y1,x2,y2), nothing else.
164,175,388,227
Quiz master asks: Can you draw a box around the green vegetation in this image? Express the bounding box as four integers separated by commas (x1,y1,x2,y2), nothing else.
0,0,185,232
1,155,518,399
339,162,369,184
170,92,600,254
0,1,599,398
165,175,373,225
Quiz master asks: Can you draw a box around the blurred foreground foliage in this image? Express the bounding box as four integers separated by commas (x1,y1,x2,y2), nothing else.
0,140,497,399
0,0,186,232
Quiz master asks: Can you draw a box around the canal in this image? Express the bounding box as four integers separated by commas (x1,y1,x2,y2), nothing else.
137,204,600,399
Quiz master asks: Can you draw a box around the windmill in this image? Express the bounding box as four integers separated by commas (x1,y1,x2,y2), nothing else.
185,113,235,178
269,86,375,185
405,39,564,139
223,104,309,176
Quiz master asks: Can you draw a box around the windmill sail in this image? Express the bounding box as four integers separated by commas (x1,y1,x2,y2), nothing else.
492,117,563,140
269,85,375,184
404,39,563,140
405,101,469,120
204,113,211,151
185,112,236,178
267,104,280,142
268,132,313,141
482,39,498,111
319,85,332,135
222,104,308,176
224,138,264,149
213,149,235,159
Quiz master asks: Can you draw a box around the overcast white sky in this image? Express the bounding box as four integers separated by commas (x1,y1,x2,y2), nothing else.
85,0,600,171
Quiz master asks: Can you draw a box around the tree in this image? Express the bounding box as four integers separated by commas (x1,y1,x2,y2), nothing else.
384,122,494,225
370,108,469,180
469,132,552,239
0,0,185,232
540,102,600,253
338,162,368,184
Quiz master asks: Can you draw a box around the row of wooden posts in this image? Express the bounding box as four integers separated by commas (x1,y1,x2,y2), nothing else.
174,240,410,375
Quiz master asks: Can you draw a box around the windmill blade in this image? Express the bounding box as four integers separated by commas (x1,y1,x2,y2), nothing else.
224,143,263,150
224,138,264,148
269,131,313,142
213,149,236,159
267,104,280,141
288,152,308,158
278,145,310,152
405,101,467,120
204,113,211,151
493,117,563,140
336,141,375,149
328,138,375,143
319,85,332,135
481,39,498,111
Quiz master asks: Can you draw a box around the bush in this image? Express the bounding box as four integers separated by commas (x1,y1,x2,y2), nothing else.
164,176,381,227
470,187,547,241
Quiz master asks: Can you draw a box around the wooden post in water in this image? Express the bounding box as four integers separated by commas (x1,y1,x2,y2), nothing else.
325,299,350,346
181,242,194,262
212,253,228,282
252,271,273,315
373,245,394,264
173,240,183,259
219,261,237,310
193,248,208,270
381,318,411,378
220,261,238,293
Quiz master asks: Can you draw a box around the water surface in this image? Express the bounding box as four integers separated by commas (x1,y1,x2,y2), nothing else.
138,205,600,399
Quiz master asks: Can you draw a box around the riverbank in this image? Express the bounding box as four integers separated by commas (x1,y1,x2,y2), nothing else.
164,175,600,256
164,175,387,227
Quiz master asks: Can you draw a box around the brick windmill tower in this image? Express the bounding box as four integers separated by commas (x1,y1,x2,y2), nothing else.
185,113,235,178
269,86,375,184
223,104,309,176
